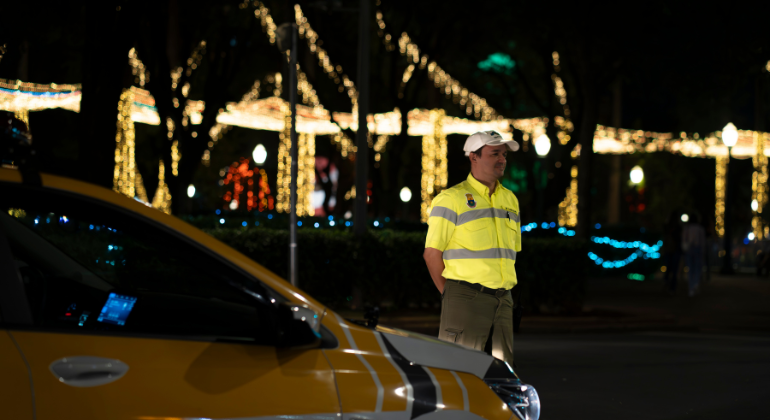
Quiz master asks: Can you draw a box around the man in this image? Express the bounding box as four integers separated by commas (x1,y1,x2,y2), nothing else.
681,215,706,297
423,130,521,364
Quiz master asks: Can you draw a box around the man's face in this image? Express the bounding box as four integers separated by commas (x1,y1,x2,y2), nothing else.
472,145,508,180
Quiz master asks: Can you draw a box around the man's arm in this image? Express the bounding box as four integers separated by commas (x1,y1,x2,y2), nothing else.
423,247,447,294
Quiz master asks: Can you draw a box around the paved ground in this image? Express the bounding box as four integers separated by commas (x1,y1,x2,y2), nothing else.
351,272,770,336
344,273,770,419
514,332,770,420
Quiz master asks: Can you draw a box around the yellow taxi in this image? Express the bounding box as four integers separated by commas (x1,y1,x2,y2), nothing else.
0,166,540,420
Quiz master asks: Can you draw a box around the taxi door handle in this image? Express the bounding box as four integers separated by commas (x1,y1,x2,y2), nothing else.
49,356,129,387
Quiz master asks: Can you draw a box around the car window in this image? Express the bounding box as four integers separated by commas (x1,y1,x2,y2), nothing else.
0,184,275,343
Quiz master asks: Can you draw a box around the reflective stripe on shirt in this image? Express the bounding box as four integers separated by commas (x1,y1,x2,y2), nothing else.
443,248,517,261
457,208,519,225
429,206,458,224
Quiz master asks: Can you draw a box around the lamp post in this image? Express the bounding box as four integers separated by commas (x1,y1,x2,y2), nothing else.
534,133,551,221
276,23,299,287
354,0,371,237
721,122,738,275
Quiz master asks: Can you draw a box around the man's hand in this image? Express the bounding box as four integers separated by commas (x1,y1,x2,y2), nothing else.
423,247,447,294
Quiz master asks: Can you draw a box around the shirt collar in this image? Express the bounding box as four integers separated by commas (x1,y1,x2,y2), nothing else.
467,173,501,198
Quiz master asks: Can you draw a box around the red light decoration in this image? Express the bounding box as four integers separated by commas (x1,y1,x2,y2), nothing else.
222,157,274,212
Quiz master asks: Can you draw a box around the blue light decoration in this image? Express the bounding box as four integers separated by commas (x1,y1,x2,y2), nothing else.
219,218,225,224
267,214,273,220
345,221,351,227
254,221,260,226
329,221,336,226
297,221,302,227
328,216,334,221
522,222,662,269
314,222,320,228
215,209,221,215
374,221,380,227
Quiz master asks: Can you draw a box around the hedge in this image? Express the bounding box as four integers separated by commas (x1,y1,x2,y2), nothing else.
206,227,588,314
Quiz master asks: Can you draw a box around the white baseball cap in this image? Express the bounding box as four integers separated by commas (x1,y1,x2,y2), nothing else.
463,130,520,156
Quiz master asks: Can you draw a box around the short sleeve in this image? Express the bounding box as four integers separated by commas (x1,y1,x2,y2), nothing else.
514,197,522,252
424,192,457,252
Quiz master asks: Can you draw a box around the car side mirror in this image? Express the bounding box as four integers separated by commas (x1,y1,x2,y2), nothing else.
275,303,322,348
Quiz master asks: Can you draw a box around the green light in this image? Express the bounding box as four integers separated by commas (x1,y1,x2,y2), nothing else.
627,273,645,281
478,53,515,75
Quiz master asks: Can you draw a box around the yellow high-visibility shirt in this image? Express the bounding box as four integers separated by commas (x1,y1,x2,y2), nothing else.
425,173,522,290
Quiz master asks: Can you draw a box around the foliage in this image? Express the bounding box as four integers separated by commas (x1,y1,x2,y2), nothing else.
205,227,589,313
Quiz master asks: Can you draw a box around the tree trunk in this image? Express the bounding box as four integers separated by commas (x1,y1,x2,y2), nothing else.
78,2,134,188
574,44,598,239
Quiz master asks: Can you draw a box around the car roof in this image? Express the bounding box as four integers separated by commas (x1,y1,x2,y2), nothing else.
0,167,324,313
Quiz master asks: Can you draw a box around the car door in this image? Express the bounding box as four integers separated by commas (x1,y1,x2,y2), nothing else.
0,329,34,419
0,182,340,420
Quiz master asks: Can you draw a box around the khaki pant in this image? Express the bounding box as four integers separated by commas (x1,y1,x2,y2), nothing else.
438,280,514,363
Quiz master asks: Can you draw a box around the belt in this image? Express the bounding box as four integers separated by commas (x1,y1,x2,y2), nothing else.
448,279,510,297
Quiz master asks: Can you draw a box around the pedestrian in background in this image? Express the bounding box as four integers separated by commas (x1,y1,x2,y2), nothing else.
682,214,706,297
662,212,682,293
423,130,521,364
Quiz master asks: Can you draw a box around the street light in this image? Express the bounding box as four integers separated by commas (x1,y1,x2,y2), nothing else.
399,187,412,202
252,144,267,165
630,165,644,184
721,122,737,274
534,133,551,157
399,186,412,220
722,122,738,148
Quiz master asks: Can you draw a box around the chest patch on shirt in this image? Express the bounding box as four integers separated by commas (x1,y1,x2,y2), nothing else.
465,193,476,208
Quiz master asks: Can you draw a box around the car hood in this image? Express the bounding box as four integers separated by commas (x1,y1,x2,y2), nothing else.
376,325,518,380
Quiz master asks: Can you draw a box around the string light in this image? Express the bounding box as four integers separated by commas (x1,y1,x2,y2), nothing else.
752,131,768,239
0,78,81,112
558,165,578,227
398,33,497,121
375,7,497,119
276,104,291,214
222,157,256,211
551,52,572,146
171,140,181,176
274,106,317,217
332,132,357,158
522,222,662,269
293,4,358,110
113,89,137,198
715,154,727,237
420,109,447,222
128,48,148,87
373,134,389,163
257,168,275,211
344,185,356,201
332,108,402,134
399,64,415,98
375,10,396,52
216,96,339,135
254,1,278,45
151,159,172,214
13,110,28,126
